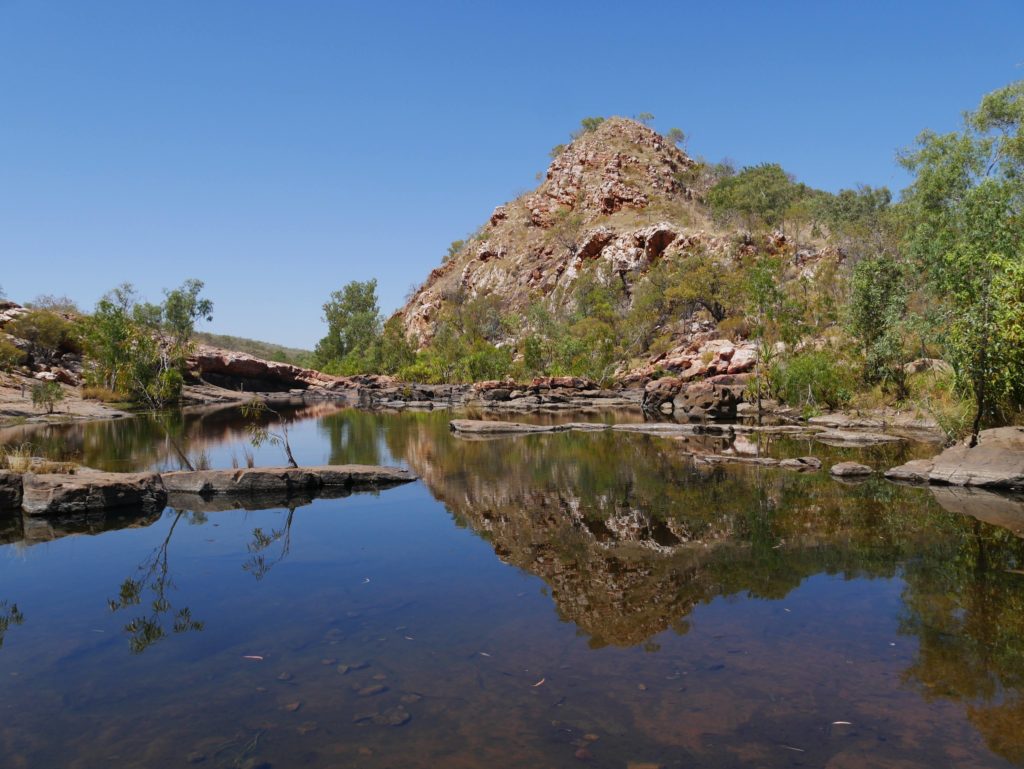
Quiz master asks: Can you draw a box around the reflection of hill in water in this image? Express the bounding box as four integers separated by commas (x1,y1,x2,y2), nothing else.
388,417,942,646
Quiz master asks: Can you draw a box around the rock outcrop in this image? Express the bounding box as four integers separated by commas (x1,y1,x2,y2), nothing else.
886,427,1024,490
21,471,167,516
161,465,416,495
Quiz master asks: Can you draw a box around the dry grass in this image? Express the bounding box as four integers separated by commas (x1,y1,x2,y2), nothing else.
81,386,125,403
1,443,78,474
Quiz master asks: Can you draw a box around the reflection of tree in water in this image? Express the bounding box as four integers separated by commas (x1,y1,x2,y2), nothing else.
320,409,384,466
0,601,24,649
899,518,1024,764
243,506,297,580
108,510,204,653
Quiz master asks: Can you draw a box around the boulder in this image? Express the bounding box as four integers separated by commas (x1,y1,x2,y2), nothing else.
929,427,1024,489
779,456,822,472
21,471,167,516
884,459,934,484
830,462,873,478
0,470,22,512
672,382,742,420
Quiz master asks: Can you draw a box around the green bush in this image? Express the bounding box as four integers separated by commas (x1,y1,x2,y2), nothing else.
772,350,855,412
31,381,64,414
0,339,26,371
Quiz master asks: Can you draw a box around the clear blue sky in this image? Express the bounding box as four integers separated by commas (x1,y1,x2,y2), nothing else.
2,1,1022,348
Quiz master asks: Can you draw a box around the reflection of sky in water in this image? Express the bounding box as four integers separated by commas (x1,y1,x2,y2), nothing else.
0,408,1022,767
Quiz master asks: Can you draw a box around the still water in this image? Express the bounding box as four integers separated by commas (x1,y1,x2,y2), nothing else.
2,405,1024,768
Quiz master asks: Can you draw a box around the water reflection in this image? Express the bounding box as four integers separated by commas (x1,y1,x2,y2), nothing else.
0,602,23,649
4,409,1024,765
107,510,205,653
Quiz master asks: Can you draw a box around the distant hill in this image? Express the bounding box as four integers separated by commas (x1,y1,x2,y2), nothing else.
194,331,313,367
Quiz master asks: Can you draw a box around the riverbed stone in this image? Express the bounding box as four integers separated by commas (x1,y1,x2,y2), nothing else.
779,456,823,472
21,471,167,516
830,462,873,478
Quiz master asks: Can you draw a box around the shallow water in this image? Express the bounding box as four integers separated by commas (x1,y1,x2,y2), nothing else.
2,406,1024,768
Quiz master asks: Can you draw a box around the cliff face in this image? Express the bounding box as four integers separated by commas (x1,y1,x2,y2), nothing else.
397,118,726,344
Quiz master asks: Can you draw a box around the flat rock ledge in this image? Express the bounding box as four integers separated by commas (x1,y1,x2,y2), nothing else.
885,427,1024,490
830,462,874,478
449,419,730,438
4,465,416,516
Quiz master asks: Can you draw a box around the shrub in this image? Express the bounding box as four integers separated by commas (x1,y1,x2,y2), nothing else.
772,351,854,412
0,339,26,371
31,381,64,414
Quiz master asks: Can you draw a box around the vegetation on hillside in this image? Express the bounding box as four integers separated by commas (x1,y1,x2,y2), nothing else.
311,81,1024,441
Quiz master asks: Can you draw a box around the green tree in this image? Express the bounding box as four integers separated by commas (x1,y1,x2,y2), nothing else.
666,127,686,147
849,255,909,394
31,381,64,414
900,80,1024,440
7,310,77,364
707,163,803,231
314,280,382,370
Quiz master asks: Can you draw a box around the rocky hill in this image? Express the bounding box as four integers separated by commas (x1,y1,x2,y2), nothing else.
396,117,832,363
398,118,702,341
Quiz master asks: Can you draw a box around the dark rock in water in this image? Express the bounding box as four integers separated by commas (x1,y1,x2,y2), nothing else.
779,456,822,472
830,462,873,478
884,459,934,484
21,471,167,516
929,427,1024,489
356,684,388,697
0,470,23,512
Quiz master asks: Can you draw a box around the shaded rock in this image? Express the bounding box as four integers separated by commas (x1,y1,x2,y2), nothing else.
830,462,873,478
0,470,22,512
904,357,953,376
929,427,1024,489
21,471,166,516
884,459,933,484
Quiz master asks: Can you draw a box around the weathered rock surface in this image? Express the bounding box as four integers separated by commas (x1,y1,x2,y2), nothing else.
161,465,416,495
21,471,167,516
830,462,873,478
928,427,1024,489
779,456,823,472
672,382,743,420
188,346,359,393
0,470,22,512
815,429,903,447
884,459,934,484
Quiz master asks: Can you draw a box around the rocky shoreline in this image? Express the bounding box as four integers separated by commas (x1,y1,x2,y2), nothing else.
0,465,416,517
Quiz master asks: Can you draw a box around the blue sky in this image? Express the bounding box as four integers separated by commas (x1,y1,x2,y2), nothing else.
2,1,1022,348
